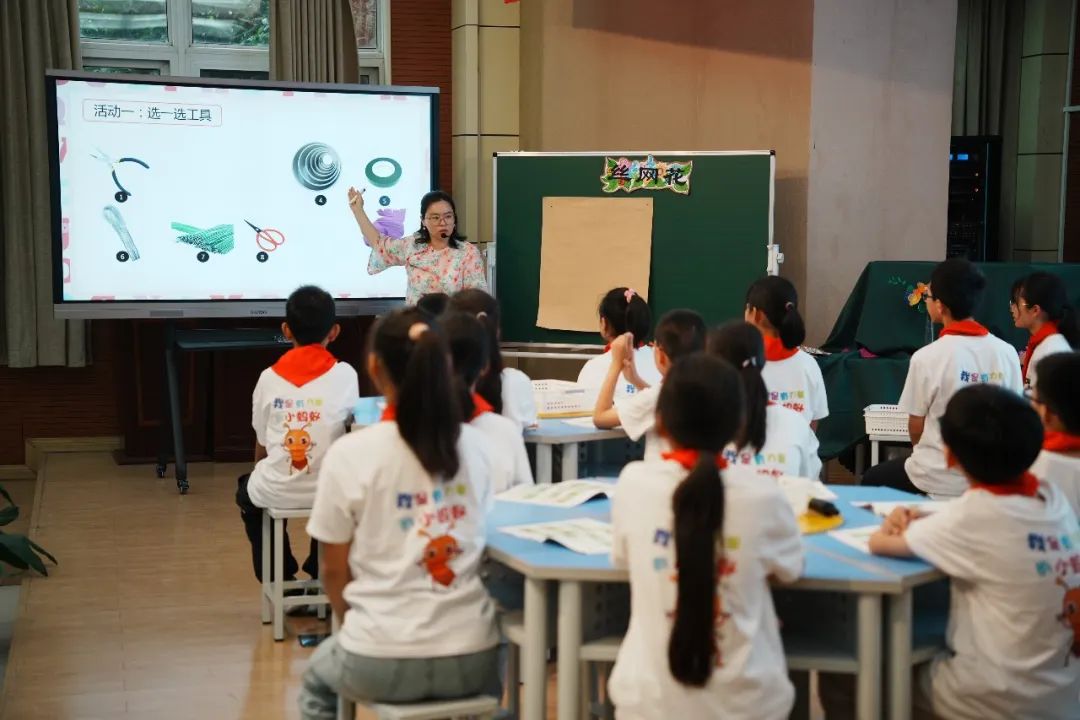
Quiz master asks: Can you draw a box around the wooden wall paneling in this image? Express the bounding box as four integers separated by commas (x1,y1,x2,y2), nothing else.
0,321,123,466
115,320,211,465
391,0,453,192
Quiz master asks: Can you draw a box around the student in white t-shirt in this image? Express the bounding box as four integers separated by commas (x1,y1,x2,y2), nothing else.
301,308,498,717
577,287,661,395
445,310,533,615
744,276,828,428
706,321,822,480
443,311,533,494
1010,272,1077,393
1031,352,1080,516
449,288,538,430
864,385,1080,719
593,309,706,460
235,285,359,584
864,259,1023,498
610,354,804,720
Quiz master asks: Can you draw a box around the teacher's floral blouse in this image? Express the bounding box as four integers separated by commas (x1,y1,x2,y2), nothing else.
367,233,488,306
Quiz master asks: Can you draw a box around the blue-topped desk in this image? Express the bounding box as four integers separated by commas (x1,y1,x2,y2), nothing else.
355,398,625,485
523,419,625,484
486,484,945,720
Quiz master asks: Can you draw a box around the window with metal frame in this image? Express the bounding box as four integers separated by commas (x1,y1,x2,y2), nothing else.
78,0,389,83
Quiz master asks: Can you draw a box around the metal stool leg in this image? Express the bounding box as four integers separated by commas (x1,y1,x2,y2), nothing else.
261,511,272,624
273,516,286,641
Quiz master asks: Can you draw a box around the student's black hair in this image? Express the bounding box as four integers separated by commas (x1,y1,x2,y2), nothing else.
939,384,1042,485
285,285,336,346
1017,272,1080,346
417,292,450,318
1010,277,1024,305
597,287,652,344
448,289,504,413
929,258,986,320
706,322,768,453
443,311,490,420
1035,352,1080,434
369,307,462,478
654,309,706,361
417,190,466,248
657,353,744,687
745,276,806,350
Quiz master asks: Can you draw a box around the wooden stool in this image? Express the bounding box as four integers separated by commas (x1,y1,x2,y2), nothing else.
261,507,328,640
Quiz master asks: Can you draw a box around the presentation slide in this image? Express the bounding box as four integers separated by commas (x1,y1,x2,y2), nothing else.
52,77,432,303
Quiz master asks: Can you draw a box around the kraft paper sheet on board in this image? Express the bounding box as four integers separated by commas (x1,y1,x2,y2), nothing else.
536,197,654,331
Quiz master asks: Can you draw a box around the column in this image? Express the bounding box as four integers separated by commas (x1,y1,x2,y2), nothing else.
452,0,521,246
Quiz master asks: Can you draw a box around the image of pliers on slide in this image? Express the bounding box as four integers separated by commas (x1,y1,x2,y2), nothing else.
91,147,150,202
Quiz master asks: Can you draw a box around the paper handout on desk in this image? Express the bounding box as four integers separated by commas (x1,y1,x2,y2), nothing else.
500,518,613,555
560,416,610,429
828,524,880,554
497,480,614,508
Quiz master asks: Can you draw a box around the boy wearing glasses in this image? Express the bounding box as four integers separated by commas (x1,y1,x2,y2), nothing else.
863,258,1022,498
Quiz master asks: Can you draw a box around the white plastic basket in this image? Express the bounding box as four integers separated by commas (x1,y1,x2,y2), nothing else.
532,380,599,419
864,404,908,435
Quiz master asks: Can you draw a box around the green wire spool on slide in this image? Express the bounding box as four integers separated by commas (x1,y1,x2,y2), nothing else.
365,157,402,188
171,221,235,258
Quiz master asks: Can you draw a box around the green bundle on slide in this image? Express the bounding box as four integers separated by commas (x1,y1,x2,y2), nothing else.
171,222,235,254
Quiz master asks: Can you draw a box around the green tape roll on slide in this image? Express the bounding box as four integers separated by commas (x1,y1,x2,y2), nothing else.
365,157,402,188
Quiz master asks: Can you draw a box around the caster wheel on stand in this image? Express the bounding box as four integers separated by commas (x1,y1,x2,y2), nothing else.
155,462,167,479
177,477,189,495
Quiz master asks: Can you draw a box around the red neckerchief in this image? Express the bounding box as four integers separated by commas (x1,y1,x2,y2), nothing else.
661,449,729,470
471,393,494,420
763,335,798,362
1022,321,1059,381
970,472,1039,497
938,319,989,339
1044,431,1080,454
381,405,396,421
272,344,337,387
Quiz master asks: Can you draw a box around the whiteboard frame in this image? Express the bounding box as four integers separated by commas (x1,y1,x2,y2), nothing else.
47,70,437,319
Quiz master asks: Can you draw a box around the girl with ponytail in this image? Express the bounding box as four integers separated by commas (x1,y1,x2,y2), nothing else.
578,287,661,393
608,353,803,719
443,311,533,493
1010,271,1078,391
449,289,539,430
302,307,499,716
745,276,829,429
707,322,822,479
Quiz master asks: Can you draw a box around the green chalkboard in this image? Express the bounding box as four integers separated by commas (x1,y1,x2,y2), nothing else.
493,152,774,345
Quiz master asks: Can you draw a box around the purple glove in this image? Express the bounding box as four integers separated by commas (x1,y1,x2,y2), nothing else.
373,208,406,238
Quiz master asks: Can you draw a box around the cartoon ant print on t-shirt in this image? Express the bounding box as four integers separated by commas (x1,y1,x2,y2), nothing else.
665,554,737,667
282,422,315,475
418,526,462,587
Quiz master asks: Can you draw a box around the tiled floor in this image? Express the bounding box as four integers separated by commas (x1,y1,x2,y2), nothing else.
0,452,332,720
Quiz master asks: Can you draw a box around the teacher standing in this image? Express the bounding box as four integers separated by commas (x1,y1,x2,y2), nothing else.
349,187,488,306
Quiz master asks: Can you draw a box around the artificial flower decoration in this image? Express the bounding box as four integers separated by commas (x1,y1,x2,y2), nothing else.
907,282,929,307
